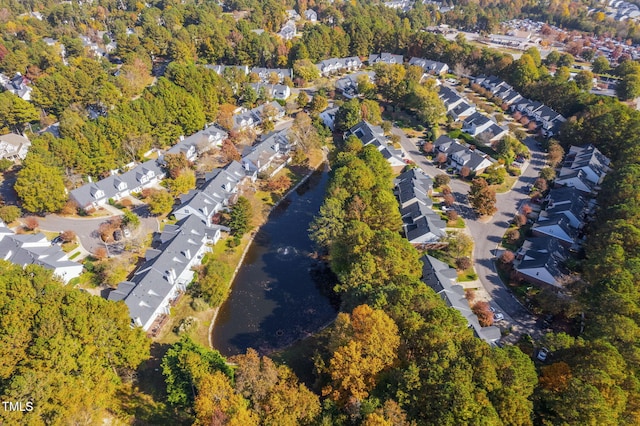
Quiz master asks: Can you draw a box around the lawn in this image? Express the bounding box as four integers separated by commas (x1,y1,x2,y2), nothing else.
492,175,518,193
457,266,478,282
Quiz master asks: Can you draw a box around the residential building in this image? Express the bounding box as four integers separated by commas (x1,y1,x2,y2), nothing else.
539,186,593,229
368,52,404,65
559,144,611,185
408,57,450,75
0,133,30,161
384,0,414,12
165,125,228,162
232,101,286,131
173,161,248,223
249,83,291,100
553,169,598,195
422,255,501,345
316,57,363,76
0,224,83,283
394,169,446,245
335,71,375,98
241,129,292,176
462,112,507,143
432,135,495,174
249,67,293,83
304,9,318,22
531,214,581,248
286,9,301,20
278,20,297,40
0,72,32,100
344,121,406,168
109,215,223,331
70,159,166,211
319,106,339,131
515,237,571,288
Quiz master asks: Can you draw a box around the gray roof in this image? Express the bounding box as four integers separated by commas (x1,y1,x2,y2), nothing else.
0,231,83,283
409,57,449,73
404,214,446,243
70,159,166,208
167,125,227,157
554,169,596,194
114,215,221,329
176,161,247,218
422,255,501,344
242,129,290,171
316,57,362,73
368,52,404,65
249,67,293,83
516,237,570,287
346,121,404,164
532,214,579,244
249,83,290,99
394,168,433,191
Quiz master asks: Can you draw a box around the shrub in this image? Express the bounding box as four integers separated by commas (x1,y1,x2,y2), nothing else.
447,210,459,221
505,229,520,244
0,205,21,223
455,257,473,271
23,216,39,231
472,301,494,327
514,214,527,226
190,297,210,312
60,230,76,243
500,250,515,264
433,174,451,188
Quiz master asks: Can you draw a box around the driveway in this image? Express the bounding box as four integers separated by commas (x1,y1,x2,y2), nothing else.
394,128,546,340
38,210,159,255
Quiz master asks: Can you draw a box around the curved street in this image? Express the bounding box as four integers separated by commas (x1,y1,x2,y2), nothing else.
395,128,547,340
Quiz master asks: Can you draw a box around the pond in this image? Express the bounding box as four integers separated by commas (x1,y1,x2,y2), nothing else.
211,169,338,356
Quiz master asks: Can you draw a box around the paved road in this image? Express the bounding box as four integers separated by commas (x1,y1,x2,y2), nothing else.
38,205,158,254
394,128,547,339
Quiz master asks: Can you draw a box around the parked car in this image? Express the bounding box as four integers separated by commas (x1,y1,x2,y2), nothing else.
489,306,496,313
494,312,504,321
441,205,454,212
122,228,131,238
51,236,63,245
537,347,550,362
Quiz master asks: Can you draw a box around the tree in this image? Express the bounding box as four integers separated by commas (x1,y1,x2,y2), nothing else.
547,141,565,167
616,71,640,100
500,250,515,264
293,59,320,83
592,56,611,75
309,94,328,114
194,371,258,426
472,301,494,326
121,209,140,230
164,153,190,179
162,336,232,408
221,139,241,162
289,112,321,151
22,216,39,231
166,169,196,197
455,256,472,271
231,349,321,425
321,305,400,406
360,99,383,125
374,63,409,103
334,98,361,132
446,231,474,259
15,160,67,213
0,261,150,425
505,229,520,244
540,167,556,181
0,205,20,223
484,164,507,185
510,53,540,88
0,92,39,133
434,174,450,187
266,175,292,194
146,189,174,215
468,178,497,216
229,196,252,236
574,70,594,91
60,230,76,243
296,91,309,109
443,193,455,207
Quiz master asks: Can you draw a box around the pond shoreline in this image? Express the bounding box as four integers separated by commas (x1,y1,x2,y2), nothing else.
208,159,328,349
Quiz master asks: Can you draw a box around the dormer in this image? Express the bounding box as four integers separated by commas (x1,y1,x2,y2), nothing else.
90,185,104,199
115,178,127,192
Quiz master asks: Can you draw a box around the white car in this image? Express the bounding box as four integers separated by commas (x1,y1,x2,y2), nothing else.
537,348,549,362
494,312,504,321
441,205,454,212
